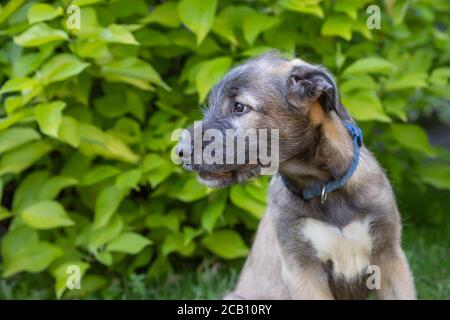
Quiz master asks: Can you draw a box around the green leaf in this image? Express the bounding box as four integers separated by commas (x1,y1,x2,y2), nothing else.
390,0,411,26
111,117,142,144
145,211,180,232
321,15,353,41
38,176,78,200
116,169,142,191
390,124,435,157
195,57,232,102
384,73,428,91
101,57,169,91
340,75,378,93
178,0,218,45
0,207,12,221
230,184,266,218
146,160,174,187
201,229,249,259
147,254,172,280
212,6,253,45
140,2,181,28
1,227,38,265
141,153,164,173
429,67,450,86
27,3,63,24
109,0,147,18
13,170,50,212
0,128,40,154
94,185,126,229
201,191,227,232
343,57,397,76
39,54,90,85
78,122,139,164
3,241,63,277
334,0,361,19
171,177,209,202
243,12,277,45
81,165,121,186
0,0,27,24
58,116,80,147
384,96,407,122
0,77,40,94
34,101,66,137
106,232,152,254
3,83,42,113
95,251,113,266
134,29,171,47
241,46,276,58
88,215,123,248
22,200,75,229
12,45,55,77
94,92,128,118
0,109,34,131
244,180,268,203
280,0,324,18
420,163,450,190
2,226,63,277
341,90,391,122
14,23,68,47
162,232,196,256
0,141,53,176
100,24,139,45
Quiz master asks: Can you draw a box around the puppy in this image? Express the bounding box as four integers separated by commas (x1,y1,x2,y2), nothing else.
176,52,416,300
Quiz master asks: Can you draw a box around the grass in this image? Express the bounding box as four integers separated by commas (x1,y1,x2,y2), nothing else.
1,224,449,300
403,224,450,299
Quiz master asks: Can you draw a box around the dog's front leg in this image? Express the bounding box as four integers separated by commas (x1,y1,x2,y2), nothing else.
375,247,416,300
281,260,334,300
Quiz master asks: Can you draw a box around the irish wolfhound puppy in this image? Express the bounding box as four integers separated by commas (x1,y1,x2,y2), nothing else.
176,52,415,300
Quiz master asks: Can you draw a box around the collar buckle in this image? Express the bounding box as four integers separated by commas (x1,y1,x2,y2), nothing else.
320,187,328,204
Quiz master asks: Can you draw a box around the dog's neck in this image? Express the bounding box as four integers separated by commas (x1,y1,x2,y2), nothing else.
279,102,362,197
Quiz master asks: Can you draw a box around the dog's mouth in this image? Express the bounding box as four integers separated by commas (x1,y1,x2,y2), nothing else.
196,164,260,188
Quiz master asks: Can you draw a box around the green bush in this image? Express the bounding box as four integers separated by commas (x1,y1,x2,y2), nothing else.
0,0,449,298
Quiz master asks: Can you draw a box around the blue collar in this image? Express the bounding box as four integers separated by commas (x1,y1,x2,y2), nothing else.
281,121,363,204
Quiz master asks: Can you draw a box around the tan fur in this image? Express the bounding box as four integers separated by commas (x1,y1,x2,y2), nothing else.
309,102,354,176
281,262,334,300
374,248,416,299
224,213,290,300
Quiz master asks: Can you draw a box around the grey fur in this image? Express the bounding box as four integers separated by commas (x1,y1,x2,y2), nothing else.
177,51,416,300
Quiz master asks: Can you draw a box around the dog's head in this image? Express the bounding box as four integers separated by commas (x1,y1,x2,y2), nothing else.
176,51,351,188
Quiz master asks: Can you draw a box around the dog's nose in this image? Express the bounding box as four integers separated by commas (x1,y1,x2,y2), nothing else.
176,132,192,163
176,146,184,158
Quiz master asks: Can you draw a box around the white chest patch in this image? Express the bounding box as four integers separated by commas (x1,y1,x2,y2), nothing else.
301,218,373,280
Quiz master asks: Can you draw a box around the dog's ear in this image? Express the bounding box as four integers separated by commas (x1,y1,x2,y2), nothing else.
286,66,349,120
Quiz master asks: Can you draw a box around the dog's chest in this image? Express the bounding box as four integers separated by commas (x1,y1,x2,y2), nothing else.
300,218,373,281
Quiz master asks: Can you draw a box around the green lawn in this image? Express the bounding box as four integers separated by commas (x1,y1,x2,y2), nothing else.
1,224,449,299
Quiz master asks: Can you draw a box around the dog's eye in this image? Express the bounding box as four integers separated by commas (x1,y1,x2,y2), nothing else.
232,102,249,114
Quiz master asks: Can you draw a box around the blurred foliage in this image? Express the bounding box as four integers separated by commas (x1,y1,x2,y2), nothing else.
0,0,448,299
